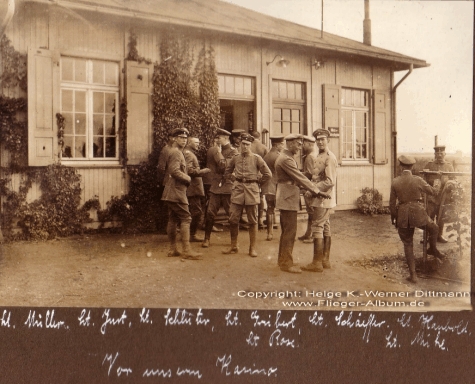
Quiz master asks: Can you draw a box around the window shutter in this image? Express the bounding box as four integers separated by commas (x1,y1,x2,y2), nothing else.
28,48,59,166
323,84,342,164
373,90,390,164
126,60,154,165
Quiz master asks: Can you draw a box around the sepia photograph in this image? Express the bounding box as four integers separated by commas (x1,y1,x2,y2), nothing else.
0,0,472,313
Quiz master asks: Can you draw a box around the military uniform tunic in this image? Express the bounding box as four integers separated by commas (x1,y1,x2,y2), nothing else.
310,149,337,209
423,160,455,209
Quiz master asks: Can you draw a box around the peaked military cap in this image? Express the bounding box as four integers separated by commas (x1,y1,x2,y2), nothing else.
231,129,245,136
240,133,254,144
270,135,284,143
398,155,416,165
171,127,189,137
303,135,316,142
434,145,446,151
285,133,302,141
313,129,330,139
216,128,231,136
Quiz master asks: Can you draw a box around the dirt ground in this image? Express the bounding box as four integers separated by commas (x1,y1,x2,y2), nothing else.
0,210,471,311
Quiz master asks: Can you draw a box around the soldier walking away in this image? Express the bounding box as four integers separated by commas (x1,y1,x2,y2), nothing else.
262,136,285,241
390,155,445,283
183,137,211,242
302,129,337,272
161,128,202,260
275,134,330,273
202,128,239,248
298,135,317,243
423,144,455,243
222,133,272,257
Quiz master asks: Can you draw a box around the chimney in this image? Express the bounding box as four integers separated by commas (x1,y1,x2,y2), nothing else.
363,0,371,45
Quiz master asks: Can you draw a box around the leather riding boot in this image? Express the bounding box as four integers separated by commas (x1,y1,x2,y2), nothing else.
222,224,239,254
322,236,331,269
249,224,258,257
437,221,448,243
427,233,445,260
302,238,324,272
298,217,312,241
266,213,274,241
167,221,181,257
181,222,202,260
403,244,418,283
202,218,214,248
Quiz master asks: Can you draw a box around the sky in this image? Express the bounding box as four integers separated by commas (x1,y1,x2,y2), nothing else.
222,0,474,155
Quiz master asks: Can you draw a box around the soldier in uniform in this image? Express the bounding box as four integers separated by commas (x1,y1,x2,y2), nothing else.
202,128,239,248
250,131,269,229
156,133,175,233
275,134,330,273
423,144,455,243
390,155,445,283
302,129,337,272
161,128,202,260
262,136,285,241
231,129,245,152
298,135,317,243
183,137,210,242
223,133,272,257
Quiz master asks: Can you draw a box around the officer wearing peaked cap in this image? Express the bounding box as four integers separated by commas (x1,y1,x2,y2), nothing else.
302,128,337,272
423,144,455,243
222,132,272,257
390,155,445,283
262,136,285,241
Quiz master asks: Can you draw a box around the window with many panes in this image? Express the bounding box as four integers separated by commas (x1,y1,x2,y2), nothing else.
341,88,369,161
60,57,119,160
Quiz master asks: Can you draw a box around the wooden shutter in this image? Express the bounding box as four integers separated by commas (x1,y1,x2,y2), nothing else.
126,60,154,165
373,90,390,164
28,48,59,166
323,84,342,164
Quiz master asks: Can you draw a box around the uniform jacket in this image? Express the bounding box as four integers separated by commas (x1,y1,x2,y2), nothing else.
207,143,238,194
250,139,269,159
275,149,320,211
183,146,205,197
225,152,272,205
161,148,190,204
389,170,438,228
310,149,337,209
157,143,174,185
423,160,455,204
261,147,280,195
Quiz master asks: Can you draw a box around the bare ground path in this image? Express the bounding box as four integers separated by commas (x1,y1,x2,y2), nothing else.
0,211,470,311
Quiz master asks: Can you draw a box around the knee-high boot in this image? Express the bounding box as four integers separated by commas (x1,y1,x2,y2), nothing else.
301,238,324,272
298,217,312,241
202,217,214,248
266,213,274,241
167,221,181,257
322,236,331,269
437,220,448,243
404,244,417,283
249,224,258,257
181,222,202,259
222,224,239,254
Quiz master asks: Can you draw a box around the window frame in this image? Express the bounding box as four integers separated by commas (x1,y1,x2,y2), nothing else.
59,56,120,166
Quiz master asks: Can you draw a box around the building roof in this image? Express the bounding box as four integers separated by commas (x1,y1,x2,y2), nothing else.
28,0,428,71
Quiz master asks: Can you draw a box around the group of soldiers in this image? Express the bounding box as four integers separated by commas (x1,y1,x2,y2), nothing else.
159,126,335,273
389,144,456,283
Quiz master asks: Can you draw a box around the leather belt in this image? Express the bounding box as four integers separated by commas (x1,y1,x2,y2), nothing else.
236,178,258,183
400,200,422,205
278,181,296,186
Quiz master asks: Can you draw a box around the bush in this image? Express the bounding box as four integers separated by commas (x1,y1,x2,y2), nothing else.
356,187,390,215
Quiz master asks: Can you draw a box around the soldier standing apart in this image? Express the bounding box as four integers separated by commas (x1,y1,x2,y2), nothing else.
423,144,454,243
302,129,337,272
262,136,285,241
183,137,211,242
298,135,317,243
275,134,330,273
202,128,239,248
156,133,175,233
223,133,271,256
161,128,202,260
390,155,445,283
